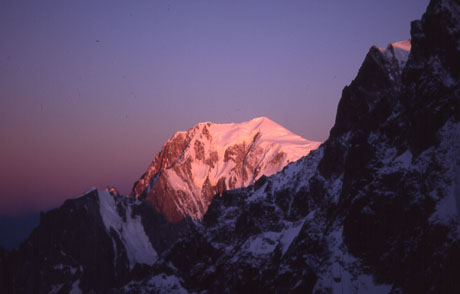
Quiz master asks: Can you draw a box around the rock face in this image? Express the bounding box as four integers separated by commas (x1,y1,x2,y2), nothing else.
131,117,320,222
120,0,460,293
0,190,191,294
2,0,460,293
0,119,318,294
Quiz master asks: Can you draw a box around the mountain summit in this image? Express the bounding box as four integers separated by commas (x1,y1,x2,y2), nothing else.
131,117,320,222
2,1,459,293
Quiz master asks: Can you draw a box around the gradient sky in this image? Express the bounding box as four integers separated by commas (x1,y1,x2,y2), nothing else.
0,0,429,216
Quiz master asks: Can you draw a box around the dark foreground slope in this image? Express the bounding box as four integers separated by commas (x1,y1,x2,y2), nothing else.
123,0,460,293
0,189,192,294
1,0,459,293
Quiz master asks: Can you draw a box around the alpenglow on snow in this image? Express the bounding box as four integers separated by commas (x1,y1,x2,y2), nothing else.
131,117,321,222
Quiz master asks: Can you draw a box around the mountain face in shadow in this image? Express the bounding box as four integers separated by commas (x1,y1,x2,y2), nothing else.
0,119,318,294
1,0,459,293
123,1,460,293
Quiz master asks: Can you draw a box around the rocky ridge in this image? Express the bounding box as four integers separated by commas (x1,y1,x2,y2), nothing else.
0,118,319,294
1,0,459,293
121,0,460,293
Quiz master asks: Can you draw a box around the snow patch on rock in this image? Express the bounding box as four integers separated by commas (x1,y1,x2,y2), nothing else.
123,273,190,294
379,40,411,69
98,190,157,268
69,280,82,294
430,120,460,225
314,229,392,294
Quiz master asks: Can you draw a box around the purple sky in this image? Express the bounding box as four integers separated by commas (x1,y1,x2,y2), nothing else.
0,0,428,215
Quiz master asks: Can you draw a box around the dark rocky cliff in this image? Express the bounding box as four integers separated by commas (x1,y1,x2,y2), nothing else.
1,0,459,293
123,0,460,293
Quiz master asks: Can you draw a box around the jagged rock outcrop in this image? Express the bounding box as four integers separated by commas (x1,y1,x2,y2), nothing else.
121,0,460,293
2,0,459,293
0,190,191,294
131,117,320,222
0,118,318,294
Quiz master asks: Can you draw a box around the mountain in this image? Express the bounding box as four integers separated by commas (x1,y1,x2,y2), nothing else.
0,118,318,294
2,0,459,293
0,188,194,294
120,0,460,293
130,117,320,222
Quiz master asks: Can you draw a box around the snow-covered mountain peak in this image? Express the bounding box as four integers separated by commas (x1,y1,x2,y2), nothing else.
378,40,411,69
187,116,314,152
131,117,321,222
3,1,460,293
392,40,411,51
